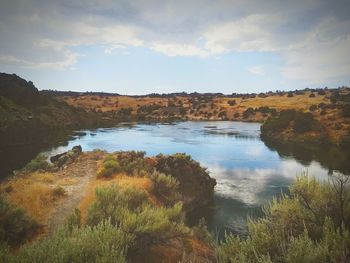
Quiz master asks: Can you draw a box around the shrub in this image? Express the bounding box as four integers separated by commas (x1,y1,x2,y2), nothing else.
217,175,350,263
23,154,52,172
0,196,38,247
155,153,216,209
98,151,152,178
218,111,227,119
227,100,236,106
243,107,255,118
192,218,213,244
287,92,294,97
317,89,326,95
261,110,321,135
6,220,132,263
309,104,318,111
150,171,180,206
293,112,314,133
309,93,316,98
261,109,296,134
87,185,189,254
318,102,327,109
52,186,66,197
342,104,350,118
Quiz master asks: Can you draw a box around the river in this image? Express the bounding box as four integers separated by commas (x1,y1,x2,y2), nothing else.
32,121,337,234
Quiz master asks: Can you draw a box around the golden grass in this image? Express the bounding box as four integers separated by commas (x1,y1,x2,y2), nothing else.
62,92,330,114
3,172,66,223
56,177,78,186
6,180,54,222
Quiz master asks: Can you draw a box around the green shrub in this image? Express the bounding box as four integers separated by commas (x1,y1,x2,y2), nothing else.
192,218,213,245
0,196,39,247
23,153,52,172
293,112,314,133
98,151,152,177
87,185,148,226
6,220,132,263
217,175,350,263
261,110,321,135
150,171,180,206
87,185,189,254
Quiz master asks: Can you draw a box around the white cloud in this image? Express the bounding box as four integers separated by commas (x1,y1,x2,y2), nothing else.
0,50,80,70
0,0,349,86
150,42,209,57
248,65,265,76
282,18,350,83
203,14,280,54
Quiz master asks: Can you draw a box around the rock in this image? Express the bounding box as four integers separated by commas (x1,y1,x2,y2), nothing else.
50,145,82,168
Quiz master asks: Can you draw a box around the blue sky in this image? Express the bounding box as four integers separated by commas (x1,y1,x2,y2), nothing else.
0,0,349,94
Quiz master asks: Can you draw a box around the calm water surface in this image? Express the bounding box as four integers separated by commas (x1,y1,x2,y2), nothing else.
44,121,332,233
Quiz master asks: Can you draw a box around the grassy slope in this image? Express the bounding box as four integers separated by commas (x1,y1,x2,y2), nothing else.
61,89,350,143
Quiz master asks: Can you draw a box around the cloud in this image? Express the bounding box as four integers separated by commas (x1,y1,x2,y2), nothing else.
203,14,280,54
281,17,350,83
248,65,265,76
0,0,349,86
0,50,80,70
150,42,209,57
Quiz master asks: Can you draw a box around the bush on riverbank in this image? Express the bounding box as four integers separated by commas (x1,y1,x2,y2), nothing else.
23,154,52,172
150,171,181,206
261,109,323,138
155,153,216,210
97,151,152,177
1,220,131,263
218,174,350,262
0,196,39,247
87,185,189,256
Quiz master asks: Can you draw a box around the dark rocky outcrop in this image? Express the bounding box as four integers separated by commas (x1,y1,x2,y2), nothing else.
50,145,82,168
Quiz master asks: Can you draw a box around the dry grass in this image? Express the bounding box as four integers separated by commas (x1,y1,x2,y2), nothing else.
2,172,67,223
5,179,54,222
62,91,329,114
63,95,168,113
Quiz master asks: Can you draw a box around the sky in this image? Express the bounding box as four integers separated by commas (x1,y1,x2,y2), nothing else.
0,0,349,95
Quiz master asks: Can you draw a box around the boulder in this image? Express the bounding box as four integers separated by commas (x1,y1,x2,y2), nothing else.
50,145,82,167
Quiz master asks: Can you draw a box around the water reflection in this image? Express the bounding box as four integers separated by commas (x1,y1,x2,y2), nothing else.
2,121,348,232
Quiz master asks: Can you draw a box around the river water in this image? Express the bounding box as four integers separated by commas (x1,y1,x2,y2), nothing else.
38,121,335,234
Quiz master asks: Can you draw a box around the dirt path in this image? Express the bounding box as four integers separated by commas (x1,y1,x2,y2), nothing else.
45,153,98,236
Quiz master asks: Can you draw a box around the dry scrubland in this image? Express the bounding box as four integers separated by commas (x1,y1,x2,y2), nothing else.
62,91,328,120
1,151,214,262
61,89,350,143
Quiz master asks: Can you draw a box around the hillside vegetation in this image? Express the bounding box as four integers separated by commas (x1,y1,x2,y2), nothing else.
0,73,115,147
58,87,350,144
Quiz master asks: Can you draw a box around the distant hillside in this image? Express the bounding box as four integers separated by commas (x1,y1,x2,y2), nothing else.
0,73,115,147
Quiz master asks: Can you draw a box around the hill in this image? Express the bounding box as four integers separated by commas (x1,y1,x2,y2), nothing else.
0,73,116,147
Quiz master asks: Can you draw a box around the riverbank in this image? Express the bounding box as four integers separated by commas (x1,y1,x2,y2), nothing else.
1,147,349,262
0,148,216,262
